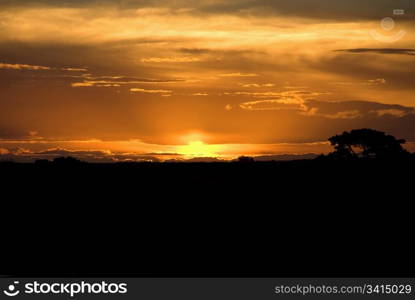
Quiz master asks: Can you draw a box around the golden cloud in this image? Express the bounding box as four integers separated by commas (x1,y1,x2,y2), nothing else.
141,57,202,63
0,62,51,70
130,88,172,93
220,73,259,77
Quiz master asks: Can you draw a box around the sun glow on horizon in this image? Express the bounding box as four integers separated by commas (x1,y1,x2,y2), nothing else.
177,140,222,158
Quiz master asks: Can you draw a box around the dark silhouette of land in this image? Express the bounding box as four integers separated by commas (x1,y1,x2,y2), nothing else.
2,129,414,277
3,153,413,195
1,129,414,196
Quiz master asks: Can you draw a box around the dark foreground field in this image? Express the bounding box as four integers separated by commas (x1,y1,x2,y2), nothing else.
2,157,414,277
1,157,414,197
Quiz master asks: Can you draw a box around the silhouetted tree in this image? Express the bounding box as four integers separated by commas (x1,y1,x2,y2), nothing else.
328,129,408,159
237,156,255,163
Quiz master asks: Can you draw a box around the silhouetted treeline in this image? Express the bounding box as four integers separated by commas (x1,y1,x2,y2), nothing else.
1,154,414,198
1,129,413,198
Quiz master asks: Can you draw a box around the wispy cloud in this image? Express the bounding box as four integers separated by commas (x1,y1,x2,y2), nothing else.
0,62,51,70
227,90,327,99
220,73,259,77
238,90,328,111
330,78,386,86
130,88,172,94
240,83,275,88
323,110,361,119
374,109,410,118
70,75,184,88
61,67,88,72
365,78,386,86
0,62,88,72
71,82,95,87
225,91,284,98
141,57,202,63
240,99,304,111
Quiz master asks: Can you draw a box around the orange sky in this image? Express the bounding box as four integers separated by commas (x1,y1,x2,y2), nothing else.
1,0,415,161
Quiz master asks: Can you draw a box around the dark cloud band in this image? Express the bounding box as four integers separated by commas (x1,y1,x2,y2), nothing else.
335,48,415,56
2,0,414,20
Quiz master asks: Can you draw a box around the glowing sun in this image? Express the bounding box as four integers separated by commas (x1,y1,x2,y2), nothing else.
178,141,220,157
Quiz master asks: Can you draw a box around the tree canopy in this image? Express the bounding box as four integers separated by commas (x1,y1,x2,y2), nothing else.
328,129,408,159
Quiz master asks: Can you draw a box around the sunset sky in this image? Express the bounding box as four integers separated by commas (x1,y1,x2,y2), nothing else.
1,0,415,161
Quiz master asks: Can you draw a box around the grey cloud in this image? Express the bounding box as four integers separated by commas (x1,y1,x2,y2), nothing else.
335,48,415,56
0,128,37,140
1,0,414,20
305,100,415,117
79,76,183,83
182,0,415,20
0,0,160,9
309,51,415,90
